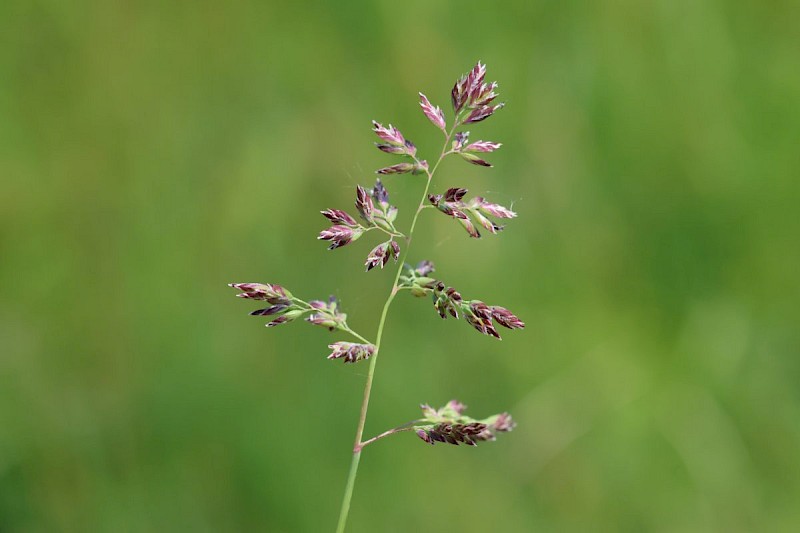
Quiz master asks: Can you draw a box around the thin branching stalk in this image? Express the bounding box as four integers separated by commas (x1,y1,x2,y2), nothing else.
359,421,421,449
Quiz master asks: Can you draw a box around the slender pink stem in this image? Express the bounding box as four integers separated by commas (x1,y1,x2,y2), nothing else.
355,421,420,452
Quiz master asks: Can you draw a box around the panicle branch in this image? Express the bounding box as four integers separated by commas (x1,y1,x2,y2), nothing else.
398,261,525,340
228,286,373,347
450,61,504,125
414,400,515,446
428,187,516,238
317,179,404,270
328,342,377,364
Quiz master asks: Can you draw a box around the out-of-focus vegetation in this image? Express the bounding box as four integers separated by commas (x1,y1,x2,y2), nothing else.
2,0,799,531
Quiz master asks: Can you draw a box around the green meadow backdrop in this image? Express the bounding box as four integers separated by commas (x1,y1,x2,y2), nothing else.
2,0,799,531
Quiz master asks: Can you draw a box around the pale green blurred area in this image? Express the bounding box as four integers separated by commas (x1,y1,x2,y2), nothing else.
1,0,799,531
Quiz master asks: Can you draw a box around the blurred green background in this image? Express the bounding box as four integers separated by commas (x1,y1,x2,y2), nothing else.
2,0,799,531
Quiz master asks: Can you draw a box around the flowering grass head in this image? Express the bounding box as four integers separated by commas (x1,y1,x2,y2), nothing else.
229,62,524,532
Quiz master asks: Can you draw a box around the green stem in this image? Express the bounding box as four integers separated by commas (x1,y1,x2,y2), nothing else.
340,325,372,345
335,451,360,533
364,225,405,239
335,125,457,533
